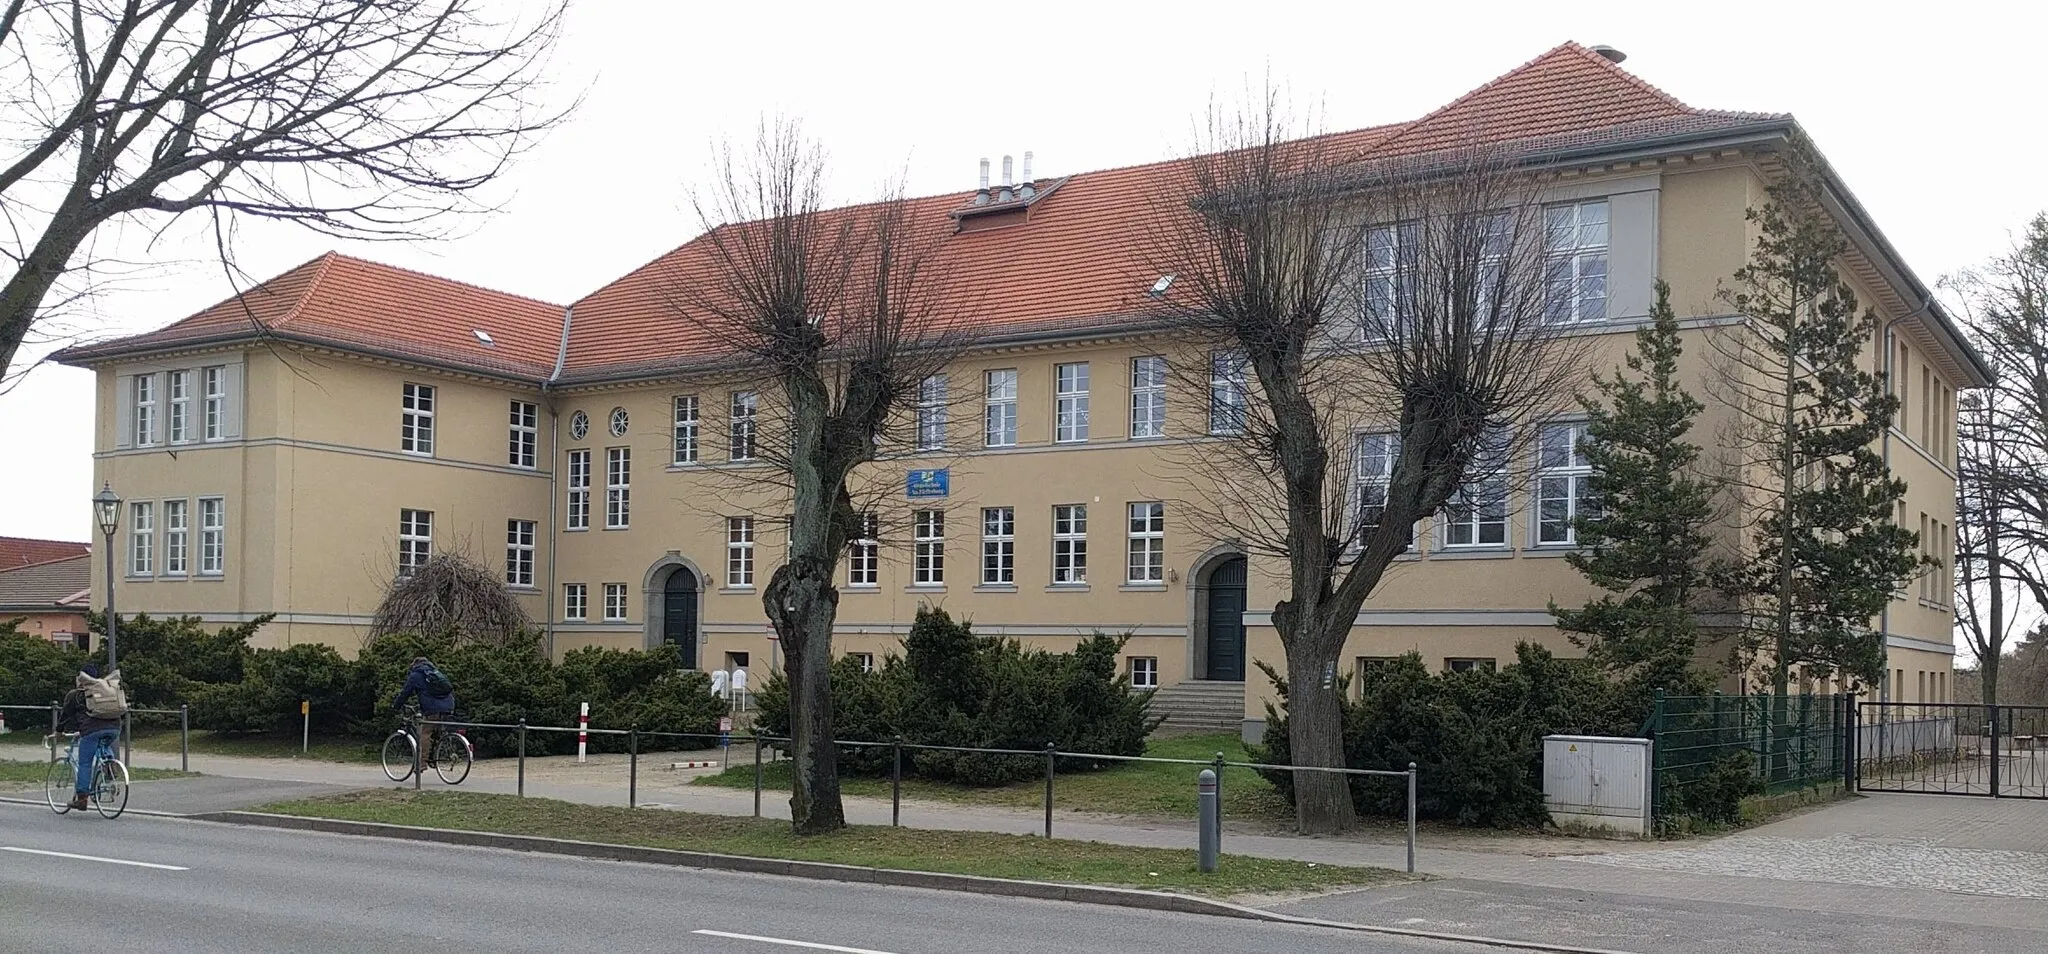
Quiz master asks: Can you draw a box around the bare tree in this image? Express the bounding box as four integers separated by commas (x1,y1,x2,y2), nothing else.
669,121,957,834
0,0,570,383
1949,213,2048,706
1141,94,1579,833
370,552,532,648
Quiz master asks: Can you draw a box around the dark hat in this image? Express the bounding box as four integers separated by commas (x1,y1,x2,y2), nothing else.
81,663,100,678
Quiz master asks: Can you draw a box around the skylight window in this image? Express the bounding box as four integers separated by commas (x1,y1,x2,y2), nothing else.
472,329,496,346
1148,275,1175,297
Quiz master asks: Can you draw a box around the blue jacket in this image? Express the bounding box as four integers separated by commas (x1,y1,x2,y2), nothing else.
392,661,456,714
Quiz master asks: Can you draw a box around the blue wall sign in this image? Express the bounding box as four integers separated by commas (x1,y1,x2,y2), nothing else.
906,468,950,498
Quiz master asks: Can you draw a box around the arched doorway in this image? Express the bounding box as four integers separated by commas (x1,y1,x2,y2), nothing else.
662,567,700,669
1203,556,1248,682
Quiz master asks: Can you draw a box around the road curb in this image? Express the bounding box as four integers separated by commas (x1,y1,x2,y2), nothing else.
190,810,1640,954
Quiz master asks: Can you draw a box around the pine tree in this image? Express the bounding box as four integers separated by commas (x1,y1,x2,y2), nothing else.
1712,140,1920,694
1552,281,1718,692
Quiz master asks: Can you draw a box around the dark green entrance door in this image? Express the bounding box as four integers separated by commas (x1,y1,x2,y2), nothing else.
663,568,699,669
1205,557,1247,681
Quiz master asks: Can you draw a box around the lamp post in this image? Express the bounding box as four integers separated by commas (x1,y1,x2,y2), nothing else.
93,483,121,672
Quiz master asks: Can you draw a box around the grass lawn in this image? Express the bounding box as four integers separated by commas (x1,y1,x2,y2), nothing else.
257,788,1403,897
691,733,1294,821
128,726,378,764
0,759,192,789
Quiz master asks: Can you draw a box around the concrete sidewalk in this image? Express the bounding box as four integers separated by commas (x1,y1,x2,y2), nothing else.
8,740,2044,953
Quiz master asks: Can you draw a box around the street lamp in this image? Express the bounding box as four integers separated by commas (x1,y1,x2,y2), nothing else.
93,482,121,672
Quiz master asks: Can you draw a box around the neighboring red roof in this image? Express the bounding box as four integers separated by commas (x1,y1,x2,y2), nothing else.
55,252,566,378
60,43,1784,384
0,537,89,570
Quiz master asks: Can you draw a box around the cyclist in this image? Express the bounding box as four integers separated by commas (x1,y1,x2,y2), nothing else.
391,657,456,766
55,664,124,811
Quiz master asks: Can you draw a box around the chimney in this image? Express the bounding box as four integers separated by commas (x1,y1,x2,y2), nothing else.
1001,155,1014,188
1589,45,1626,64
1022,151,1034,184
976,157,990,206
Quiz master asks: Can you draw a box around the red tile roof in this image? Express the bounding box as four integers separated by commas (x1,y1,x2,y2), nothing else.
0,537,90,571
61,43,1785,384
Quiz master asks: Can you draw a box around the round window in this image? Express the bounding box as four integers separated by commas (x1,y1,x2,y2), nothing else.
569,410,589,441
610,407,629,437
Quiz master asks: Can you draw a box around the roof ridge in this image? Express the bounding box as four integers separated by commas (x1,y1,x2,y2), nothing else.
1368,41,1692,157
0,553,92,575
1561,41,1692,112
268,251,339,332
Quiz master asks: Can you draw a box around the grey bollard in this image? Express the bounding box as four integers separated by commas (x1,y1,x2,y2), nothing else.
1197,768,1219,874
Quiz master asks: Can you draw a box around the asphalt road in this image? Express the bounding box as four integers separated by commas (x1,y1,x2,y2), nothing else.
0,803,1491,954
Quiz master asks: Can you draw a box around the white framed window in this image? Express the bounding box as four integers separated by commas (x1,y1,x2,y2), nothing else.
133,374,157,446
1130,356,1166,439
1354,432,1398,543
202,367,226,441
398,509,432,577
1544,200,1609,324
1536,422,1596,545
1128,656,1159,689
1126,501,1165,584
603,583,628,621
167,370,190,443
401,383,435,455
916,375,948,451
1055,362,1091,443
506,519,536,587
1053,504,1088,584
198,497,225,575
729,391,758,461
162,499,188,576
673,395,700,465
508,401,538,468
726,517,756,587
128,502,154,576
984,369,1018,447
564,583,588,621
850,652,876,674
1362,220,1420,339
609,406,629,438
566,449,591,531
848,512,879,587
1209,350,1249,435
913,509,945,586
605,447,630,529
1442,432,1509,548
981,507,1014,585
1447,657,1497,674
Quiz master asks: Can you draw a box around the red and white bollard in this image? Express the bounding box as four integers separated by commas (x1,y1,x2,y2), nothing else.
577,701,589,764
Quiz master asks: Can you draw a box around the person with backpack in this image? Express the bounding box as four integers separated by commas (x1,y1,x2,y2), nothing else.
392,657,456,766
55,664,126,811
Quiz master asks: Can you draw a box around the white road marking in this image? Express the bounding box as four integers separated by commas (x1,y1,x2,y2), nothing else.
692,929,902,954
0,846,190,871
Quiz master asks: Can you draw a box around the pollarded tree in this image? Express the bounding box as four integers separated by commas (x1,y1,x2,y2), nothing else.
1142,92,1581,833
670,121,959,835
1552,281,1719,692
1708,138,1919,694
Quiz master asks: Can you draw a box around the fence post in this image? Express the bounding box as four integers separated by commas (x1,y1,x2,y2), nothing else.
413,721,422,790
629,728,639,809
1212,750,1227,853
1043,743,1056,839
890,735,903,828
1197,768,1219,874
1841,695,1856,792
1647,688,1665,822
578,702,589,764
302,699,310,755
1989,705,2002,798
1406,761,1418,875
122,711,131,766
179,703,189,774
517,719,528,798
47,701,58,763
752,735,763,818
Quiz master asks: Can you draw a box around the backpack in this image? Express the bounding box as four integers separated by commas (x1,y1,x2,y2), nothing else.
423,665,453,696
83,670,128,719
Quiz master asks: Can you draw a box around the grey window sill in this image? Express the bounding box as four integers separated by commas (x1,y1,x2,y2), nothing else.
1520,546,1581,559
904,585,947,595
974,584,1019,593
563,527,589,533
1045,584,1091,593
193,574,225,581
508,585,541,593
843,584,880,594
1427,548,1515,560
1118,583,1169,592
718,586,757,595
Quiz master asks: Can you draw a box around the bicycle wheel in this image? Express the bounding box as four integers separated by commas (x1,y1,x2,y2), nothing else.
93,759,129,819
44,757,72,814
380,730,417,782
433,731,472,785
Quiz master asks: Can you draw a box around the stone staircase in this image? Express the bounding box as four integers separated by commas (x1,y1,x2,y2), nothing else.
1146,680,1246,736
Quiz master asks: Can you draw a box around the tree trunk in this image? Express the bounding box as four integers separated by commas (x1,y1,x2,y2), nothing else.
1282,620,1356,834
768,561,845,834
0,203,92,380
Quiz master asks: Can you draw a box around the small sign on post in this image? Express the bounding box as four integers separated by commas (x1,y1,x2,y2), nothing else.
719,716,733,748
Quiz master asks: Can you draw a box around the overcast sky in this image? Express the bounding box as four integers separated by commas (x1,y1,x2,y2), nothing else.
4,0,2043,552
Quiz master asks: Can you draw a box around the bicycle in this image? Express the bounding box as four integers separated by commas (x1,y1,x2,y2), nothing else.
380,707,472,785
43,732,129,819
